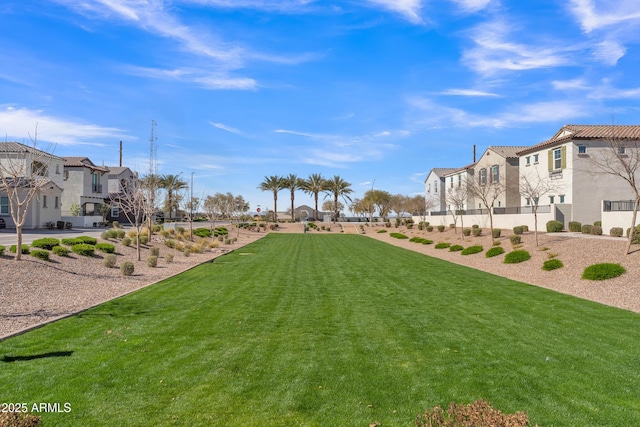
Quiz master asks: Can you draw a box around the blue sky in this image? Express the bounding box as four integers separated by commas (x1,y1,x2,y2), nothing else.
2,0,640,212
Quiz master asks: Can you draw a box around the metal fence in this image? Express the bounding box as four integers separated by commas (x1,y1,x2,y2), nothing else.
494,205,551,215
603,200,638,212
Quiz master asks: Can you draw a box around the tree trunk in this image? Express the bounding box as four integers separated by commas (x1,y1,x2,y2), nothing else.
291,193,295,222
533,208,539,247
273,193,278,223
314,193,319,221
15,226,23,261
626,196,640,255
488,210,494,244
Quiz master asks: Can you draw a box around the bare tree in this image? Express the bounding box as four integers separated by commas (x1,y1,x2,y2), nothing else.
389,194,409,224
110,174,145,261
203,192,226,239
467,175,506,243
408,195,429,230
140,173,162,238
519,169,563,247
446,186,467,233
586,124,640,254
0,139,58,261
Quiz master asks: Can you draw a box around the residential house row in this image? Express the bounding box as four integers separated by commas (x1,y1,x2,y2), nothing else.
0,142,135,229
424,124,640,232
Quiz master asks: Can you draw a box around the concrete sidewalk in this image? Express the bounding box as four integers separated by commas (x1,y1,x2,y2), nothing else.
0,227,110,247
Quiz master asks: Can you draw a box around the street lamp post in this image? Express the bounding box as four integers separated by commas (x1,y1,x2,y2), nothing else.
190,172,194,240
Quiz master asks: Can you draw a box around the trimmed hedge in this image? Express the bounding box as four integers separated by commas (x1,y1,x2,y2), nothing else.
485,246,505,258
509,235,521,245
472,228,482,237
103,254,117,268
546,220,564,232
376,229,387,233
437,225,445,232
462,228,471,236
120,261,135,276
30,249,50,261
390,233,409,239
10,244,30,254
76,235,98,245
569,221,582,232
492,229,501,238
71,244,95,257
504,250,531,264
581,224,592,234
95,243,116,254
542,259,564,271
435,242,451,249
61,238,82,246
582,263,626,280
30,238,60,250
512,226,524,235
449,245,464,252
194,227,212,238
610,227,624,237
461,245,483,255
591,225,603,236
52,245,69,256
147,255,158,267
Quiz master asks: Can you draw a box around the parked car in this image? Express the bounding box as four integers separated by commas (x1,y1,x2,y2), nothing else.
0,218,5,229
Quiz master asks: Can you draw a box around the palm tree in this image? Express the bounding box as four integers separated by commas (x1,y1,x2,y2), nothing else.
301,173,326,220
161,173,188,220
282,173,303,221
323,175,353,222
258,175,285,222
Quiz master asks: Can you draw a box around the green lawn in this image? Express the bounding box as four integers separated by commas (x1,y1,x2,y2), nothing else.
2,234,640,426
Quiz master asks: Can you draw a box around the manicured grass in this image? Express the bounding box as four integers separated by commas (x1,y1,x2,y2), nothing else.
2,234,640,426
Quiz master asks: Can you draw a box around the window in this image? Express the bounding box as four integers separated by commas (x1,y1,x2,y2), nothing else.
434,182,438,193
549,147,566,171
525,198,530,206
449,176,454,188
490,165,499,183
578,145,587,154
619,146,626,154
92,173,100,192
478,168,487,186
55,196,59,209
427,182,431,193
63,170,69,181
55,164,60,174
559,195,565,203
526,156,530,166
457,174,461,187
32,161,48,177
111,204,120,217
0,196,8,214
549,195,555,204
43,195,47,208
533,197,539,205
533,154,539,164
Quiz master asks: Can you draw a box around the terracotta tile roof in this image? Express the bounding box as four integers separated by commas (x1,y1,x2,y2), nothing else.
488,146,528,159
445,162,477,176
517,124,640,155
425,168,458,182
63,156,109,172
0,142,65,160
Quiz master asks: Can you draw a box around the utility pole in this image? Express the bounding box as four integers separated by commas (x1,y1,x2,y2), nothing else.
190,172,194,240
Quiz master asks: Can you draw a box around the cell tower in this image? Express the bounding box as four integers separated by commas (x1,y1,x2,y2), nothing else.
149,119,158,176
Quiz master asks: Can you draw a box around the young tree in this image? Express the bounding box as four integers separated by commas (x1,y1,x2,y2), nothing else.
322,200,344,216
467,175,506,243
141,173,162,236
519,169,562,246
203,192,226,239
232,194,250,237
0,140,59,261
408,194,429,229
364,189,392,222
389,194,409,223
110,175,146,261
446,186,467,233
300,173,326,221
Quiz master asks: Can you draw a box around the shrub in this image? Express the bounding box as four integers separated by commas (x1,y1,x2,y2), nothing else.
509,235,521,245
376,229,387,233
449,245,464,252
435,242,450,249
581,224,592,234
594,220,602,226
72,244,95,257
421,239,433,245
461,245,483,255
139,234,149,245
471,224,479,229
52,245,69,256
415,399,531,427
449,223,455,228
165,253,174,263
10,244,30,254
177,226,186,234
112,221,120,228
120,261,135,276
472,228,482,237
147,255,158,267
546,220,563,232
96,243,116,253
512,226,524,235
100,231,109,240
30,249,50,261
103,254,117,268
150,247,160,256
485,246,505,258
582,263,626,280
462,228,471,236
492,229,501,238
0,245,4,256
437,225,445,232
591,225,603,236
0,411,42,427
492,240,501,246
610,227,624,237
504,250,531,264
122,237,132,246
426,226,433,232
194,227,212,238
542,259,564,271
521,225,529,232
568,221,582,232
107,229,119,238
76,235,97,245
390,233,409,239
116,229,126,239
407,223,414,229
61,237,81,246
30,238,60,250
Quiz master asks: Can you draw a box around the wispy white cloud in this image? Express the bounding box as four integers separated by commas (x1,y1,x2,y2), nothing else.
440,89,500,97
569,0,640,33
364,0,424,24
591,40,626,65
0,106,129,146
552,78,590,91
209,121,243,135
463,19,574,75
182,0,317,13
121,66,258,90
449,0,492,14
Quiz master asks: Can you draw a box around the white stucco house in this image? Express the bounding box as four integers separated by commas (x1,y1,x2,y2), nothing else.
424,168,457,213
442,163,476,212
61,157,110,217
472,146,527,211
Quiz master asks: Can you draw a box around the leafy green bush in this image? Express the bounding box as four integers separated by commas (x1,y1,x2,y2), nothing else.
509,235,521,245
116,229,126,239
462,228,471,236
591,225,603,236
0,245,4,256
390,233,409,239
194,227,212,238
461,245,483,255
103,254,117,268
95,243,115,253
52,245,68,256
376,229,387,233
10,244,30,254
472,224,479,229
610,227,623,237
582,263,626,280
521,225,529,232
165,253,174,264
106,229,118,238
139,234,149,245
485,246,505,258
581,224,592,234
435,242,450,249
150,247,160,256
61,237,81,246
120,261,135,276
437,225,445,232
122,237,132,246
421,239,433,245
594,220,602,227
569,221,582,232
492,229,501,238
76,235,98,245
30,249,50,261
512,226,524,235
504,250,531,264
472,228,482,237
542,259,564,271
72,244,95,257
546,220,564,232
449,245,464,252
214,227,228,236
147,255,158,267
426,226,433,232
31,238,60,250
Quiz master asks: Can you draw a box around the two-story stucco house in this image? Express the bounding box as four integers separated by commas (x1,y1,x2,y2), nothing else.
516,124,640,226
105,166,137,224
442,163,476,212
61,157,110,217
424,168,457,213
472,146,527,211
0,142,65,229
